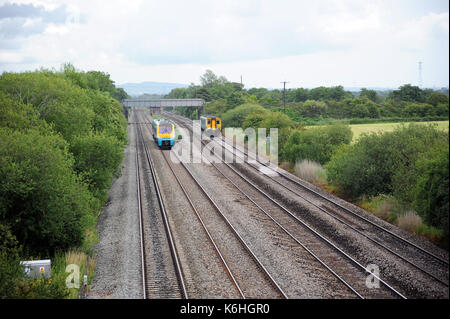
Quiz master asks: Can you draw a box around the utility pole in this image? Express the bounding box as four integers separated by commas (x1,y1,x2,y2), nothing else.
281,81,289,114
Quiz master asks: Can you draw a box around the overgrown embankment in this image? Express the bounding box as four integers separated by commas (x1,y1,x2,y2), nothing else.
0,65,128,298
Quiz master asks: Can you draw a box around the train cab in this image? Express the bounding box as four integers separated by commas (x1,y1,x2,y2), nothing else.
200,115,221,138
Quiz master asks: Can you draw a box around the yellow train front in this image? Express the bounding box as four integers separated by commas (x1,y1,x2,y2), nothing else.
200,115,221,138
152,118,175,149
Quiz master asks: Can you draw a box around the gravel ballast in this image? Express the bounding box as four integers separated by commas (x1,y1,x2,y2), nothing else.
88,121,143,299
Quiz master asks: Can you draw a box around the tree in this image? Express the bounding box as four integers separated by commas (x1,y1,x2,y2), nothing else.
204,99,228,116
340,97,379,118
200,70,219,88
301,100,328,117
70,132,124,202
282,124,352,164
390,84,425,103
427,92,449,106
309,86,350,101
221,103,266,128
413,146,449,247
291,88,309,102
360,88,378,102
0,127,96,255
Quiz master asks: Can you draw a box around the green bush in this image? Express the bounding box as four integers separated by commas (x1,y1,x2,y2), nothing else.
0,72,94,143
222,103,266,128
0,66,128,297
413,146,449,247
0,224,69,298
281,124,353,164
0,127,96,255
70,132,125,202
86,90,128,144
242,108,270,131
326,124,448,200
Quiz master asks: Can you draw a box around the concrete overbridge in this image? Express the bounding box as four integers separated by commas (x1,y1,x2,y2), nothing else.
122,98,204,118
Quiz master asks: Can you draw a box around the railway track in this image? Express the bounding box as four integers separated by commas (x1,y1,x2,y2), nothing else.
217,132,449,285
140,112,287,299
163,111,449,296
162,112,408,298
134,110,187,299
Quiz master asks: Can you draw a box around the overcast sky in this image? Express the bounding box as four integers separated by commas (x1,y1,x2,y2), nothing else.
0,0,448,89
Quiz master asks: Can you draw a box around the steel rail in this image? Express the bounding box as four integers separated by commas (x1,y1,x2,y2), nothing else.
215,137,449,286
214,147,407,299
219,129,449,267
163,112,447,284
166,112,407,299
203,154,365,299
135,111,188,299
141,121,246,298
175,158,289,299
135,117,147,299
151,117,289,299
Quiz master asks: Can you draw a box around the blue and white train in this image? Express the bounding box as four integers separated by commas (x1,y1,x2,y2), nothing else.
152,118,175,149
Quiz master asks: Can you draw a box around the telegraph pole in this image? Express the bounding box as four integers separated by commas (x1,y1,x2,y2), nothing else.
281,81,289,114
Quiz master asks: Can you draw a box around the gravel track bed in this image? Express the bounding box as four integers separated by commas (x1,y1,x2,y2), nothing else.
231,161,449,298
187,156,362,298
164,112,448,299
221,137,450,285
88,122,143,299
222,128,448,265
136,120,183,298
165,155,284,298
140,116,240,298
204,146,399,298
165,112,364,298
276,166,449,263
227,137,449,282
264,168,449,284
167,122,358,298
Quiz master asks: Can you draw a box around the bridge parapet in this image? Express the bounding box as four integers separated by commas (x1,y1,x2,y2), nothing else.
122,98,204,108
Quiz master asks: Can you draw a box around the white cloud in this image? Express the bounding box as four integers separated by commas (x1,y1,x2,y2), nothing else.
0,0,448,88
0,49,23,63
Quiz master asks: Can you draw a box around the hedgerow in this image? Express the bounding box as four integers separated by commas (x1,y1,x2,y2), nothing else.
0,66,128,298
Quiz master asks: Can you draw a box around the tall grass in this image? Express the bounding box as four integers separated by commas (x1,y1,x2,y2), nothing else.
397,211,422,233
359,195,444,244
294,159,327,185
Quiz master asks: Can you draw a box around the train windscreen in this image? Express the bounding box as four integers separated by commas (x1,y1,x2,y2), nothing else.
159,124,173,133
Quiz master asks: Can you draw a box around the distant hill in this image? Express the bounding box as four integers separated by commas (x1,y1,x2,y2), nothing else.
117,81,189,97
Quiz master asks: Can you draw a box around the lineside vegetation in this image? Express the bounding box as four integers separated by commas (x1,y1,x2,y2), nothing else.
0,64,128,298
169,70,449,248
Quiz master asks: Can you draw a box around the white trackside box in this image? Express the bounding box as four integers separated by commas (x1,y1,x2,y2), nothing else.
20,259,51,279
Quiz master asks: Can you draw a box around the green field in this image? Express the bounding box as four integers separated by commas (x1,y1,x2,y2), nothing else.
349,121,449,142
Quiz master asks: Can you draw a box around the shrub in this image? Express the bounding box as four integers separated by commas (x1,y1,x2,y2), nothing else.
222,103,266,128
70,132,124,202
0,224,70,299
0,72,94,143
0,127,95,255
413,146,449,247
326,124,448,200
281,123,353,164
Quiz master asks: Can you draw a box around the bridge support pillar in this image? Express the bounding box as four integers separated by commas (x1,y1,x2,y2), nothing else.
198,105,203,119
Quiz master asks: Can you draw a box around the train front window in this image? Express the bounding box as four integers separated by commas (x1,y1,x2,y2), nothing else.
159,124,172,133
